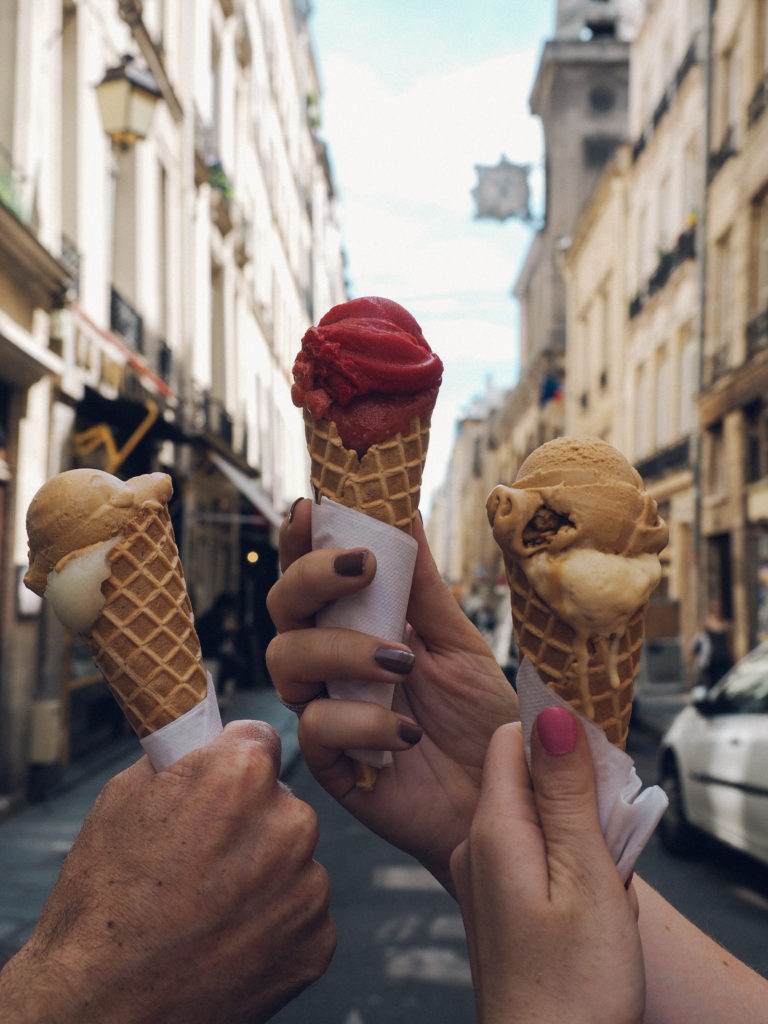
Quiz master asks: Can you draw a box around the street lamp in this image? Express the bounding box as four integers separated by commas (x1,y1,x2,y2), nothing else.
95,56,161,147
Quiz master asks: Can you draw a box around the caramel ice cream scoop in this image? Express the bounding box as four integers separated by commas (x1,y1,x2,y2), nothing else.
487,436,668,748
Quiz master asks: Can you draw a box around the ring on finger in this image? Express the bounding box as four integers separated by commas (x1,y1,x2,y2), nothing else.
275,689,326,717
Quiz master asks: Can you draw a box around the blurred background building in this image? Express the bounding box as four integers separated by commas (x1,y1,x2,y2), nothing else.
429,0,768,688
0,0,346,804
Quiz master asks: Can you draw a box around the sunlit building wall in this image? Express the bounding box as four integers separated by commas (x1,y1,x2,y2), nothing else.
0,0,346,802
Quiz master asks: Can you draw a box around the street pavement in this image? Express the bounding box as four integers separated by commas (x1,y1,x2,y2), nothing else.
0,678,690,1018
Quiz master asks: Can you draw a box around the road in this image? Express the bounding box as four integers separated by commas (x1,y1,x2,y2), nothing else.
271,759,476,1024
274,722,768,1024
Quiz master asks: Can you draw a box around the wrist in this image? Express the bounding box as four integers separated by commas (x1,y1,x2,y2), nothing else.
0,947,63,1023
0,940,112,1024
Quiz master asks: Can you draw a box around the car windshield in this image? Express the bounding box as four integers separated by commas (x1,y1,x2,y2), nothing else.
710,642,768,713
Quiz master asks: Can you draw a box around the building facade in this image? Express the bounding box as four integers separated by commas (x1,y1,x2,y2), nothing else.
0,0,346,803
437,0,768,672
701,0,768,655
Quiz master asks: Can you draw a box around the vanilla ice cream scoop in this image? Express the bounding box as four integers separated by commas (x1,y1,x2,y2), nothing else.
486,436,668,748
25,469,172,602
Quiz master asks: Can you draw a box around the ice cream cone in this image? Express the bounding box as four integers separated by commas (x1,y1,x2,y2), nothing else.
506,561,644,749
81,502,207,738
486,438,668,750
303,408,430,536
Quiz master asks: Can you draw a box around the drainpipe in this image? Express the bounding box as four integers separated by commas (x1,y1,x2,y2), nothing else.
693,1,715,627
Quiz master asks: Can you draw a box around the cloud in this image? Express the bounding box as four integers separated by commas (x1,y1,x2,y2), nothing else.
322,52,541,215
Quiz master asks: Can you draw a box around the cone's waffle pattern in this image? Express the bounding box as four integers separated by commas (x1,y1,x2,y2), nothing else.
506,561,645,748
83,504,207,738
304,408,430,534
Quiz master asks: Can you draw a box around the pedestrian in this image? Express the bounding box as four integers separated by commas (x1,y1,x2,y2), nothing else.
692,599,734,690
267,497,768,1023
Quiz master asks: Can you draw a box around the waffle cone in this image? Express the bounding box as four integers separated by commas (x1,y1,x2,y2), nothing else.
303,408,430,535
82,503,207,738
506,561,645,749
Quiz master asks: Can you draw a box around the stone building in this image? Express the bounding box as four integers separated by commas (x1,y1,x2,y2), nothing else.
431,0,637,605
701,0,768,654
0,0,345,804
564,0,707,669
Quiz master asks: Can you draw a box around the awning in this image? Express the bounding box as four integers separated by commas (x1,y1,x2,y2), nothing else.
209,452,284,530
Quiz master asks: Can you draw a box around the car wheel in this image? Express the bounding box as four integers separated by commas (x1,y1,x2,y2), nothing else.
658,757,698,856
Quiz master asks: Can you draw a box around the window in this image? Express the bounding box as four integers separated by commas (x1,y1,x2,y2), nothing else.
717,46,740,150
745,400,768,483
759,0,768,74
705,421,726,496
679,324,697,436
635,362,649,457
751,190,768,316
584,136,620,169
655,346,671,448
711,232,733,375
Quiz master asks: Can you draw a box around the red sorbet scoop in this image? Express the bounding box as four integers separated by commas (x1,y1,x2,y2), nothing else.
291,296,443,455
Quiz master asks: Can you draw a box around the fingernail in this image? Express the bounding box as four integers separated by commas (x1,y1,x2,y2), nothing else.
374,647,415,675
288,497,303,523
536,707,578,756
398,720,423,745
333,550,367,576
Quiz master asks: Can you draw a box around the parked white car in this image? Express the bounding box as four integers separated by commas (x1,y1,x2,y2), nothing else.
658,641,768,866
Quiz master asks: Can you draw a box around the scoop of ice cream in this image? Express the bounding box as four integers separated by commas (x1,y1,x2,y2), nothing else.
487,437,668,723
291,296,443,454
486,436,668,560
25,469,172,597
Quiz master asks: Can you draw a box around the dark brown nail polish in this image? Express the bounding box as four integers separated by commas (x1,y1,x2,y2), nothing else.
398,720,423,745
374,647,415,674
288,497,303,523
333,550,367,576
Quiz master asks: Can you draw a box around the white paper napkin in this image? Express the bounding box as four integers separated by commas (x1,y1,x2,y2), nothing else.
140,672,223,772
516,657,668,883
311,497,418,769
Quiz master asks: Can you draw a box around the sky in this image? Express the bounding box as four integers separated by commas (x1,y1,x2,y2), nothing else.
310,1,555,511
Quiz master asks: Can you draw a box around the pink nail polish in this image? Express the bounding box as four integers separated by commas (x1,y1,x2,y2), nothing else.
536,707,578,756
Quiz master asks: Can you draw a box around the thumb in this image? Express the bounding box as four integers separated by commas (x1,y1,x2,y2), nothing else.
529,707,617,892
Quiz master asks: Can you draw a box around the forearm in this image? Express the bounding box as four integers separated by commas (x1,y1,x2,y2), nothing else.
637,876,768,1024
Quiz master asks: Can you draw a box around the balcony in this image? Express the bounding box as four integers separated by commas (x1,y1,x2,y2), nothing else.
708,128,737,182
60,234,81,298
185,387,234,448
629,225,697,316
631,37,699,162
635,438,691,482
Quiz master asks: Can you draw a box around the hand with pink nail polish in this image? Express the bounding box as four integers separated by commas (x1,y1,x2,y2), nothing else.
450,711,644,1024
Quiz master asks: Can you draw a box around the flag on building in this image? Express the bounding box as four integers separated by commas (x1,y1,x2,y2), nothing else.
539,372,563,407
